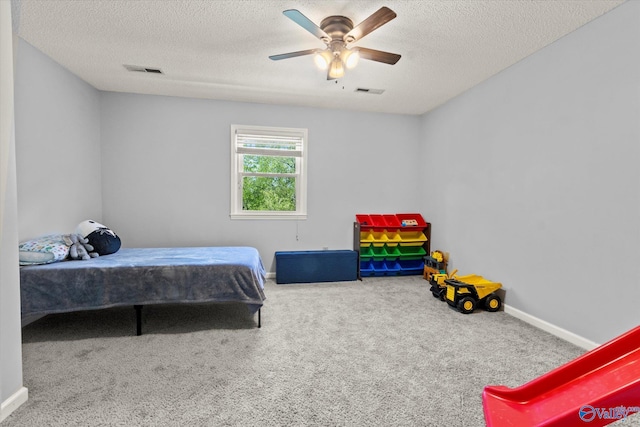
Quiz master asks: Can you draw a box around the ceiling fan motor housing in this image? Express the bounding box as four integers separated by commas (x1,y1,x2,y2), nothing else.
320,16,355,43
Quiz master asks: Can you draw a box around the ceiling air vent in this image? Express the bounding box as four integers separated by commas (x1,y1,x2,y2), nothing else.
123,65,163,74
355,87,384,95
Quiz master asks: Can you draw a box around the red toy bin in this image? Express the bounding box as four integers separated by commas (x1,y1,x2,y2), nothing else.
367,214,388,229
396,213,427,228
356,214,387,230
356,214,373,231
383,214,402,229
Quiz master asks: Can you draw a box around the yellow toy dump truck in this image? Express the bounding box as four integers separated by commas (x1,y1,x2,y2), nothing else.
429,268,458,300
444,276,502,314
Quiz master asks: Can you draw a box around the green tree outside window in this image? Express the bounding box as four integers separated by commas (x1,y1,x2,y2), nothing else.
242,155,296,211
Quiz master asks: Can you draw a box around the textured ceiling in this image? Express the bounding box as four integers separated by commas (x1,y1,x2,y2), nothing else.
13,0,625,115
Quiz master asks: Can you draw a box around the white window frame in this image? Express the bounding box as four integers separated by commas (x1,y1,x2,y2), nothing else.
230,124,308,220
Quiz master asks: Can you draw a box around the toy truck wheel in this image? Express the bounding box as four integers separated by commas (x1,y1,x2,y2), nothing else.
484,294,502,312
430,285,440,298
438,288,446,301
457,297,476,314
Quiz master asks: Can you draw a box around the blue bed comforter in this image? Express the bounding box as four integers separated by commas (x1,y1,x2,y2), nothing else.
20,246,266,318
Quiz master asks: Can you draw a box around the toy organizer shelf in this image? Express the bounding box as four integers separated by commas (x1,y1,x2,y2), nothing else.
354,213,430,278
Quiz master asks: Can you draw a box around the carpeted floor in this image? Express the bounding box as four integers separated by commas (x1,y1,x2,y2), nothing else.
3,276,638,426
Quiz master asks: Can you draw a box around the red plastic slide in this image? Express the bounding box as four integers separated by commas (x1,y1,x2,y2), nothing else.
483,325,640,426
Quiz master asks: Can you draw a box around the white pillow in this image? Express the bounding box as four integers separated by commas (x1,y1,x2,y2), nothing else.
19,234,71,266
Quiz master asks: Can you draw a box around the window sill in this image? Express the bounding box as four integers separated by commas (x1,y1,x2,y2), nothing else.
230,213,307,220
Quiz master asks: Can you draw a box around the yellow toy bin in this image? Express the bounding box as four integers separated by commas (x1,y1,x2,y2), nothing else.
384,230,402,246
360,230,388,247
397,230,427,245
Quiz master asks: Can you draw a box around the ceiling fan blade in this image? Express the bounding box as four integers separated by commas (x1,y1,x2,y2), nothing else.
269,49,318,61
358,47,401,65
283,9,330,42
345,7,397,43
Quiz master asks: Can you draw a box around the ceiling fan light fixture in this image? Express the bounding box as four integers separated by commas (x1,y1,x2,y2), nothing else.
314,50,333,70
342,48,360,69
328,58,345,79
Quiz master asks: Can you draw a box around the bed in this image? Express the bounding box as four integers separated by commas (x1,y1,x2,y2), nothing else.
20,246,266,335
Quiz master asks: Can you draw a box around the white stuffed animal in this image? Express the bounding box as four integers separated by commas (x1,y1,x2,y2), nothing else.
68,234,99,260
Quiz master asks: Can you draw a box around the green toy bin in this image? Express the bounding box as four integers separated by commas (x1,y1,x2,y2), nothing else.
371,246,388,260
359,246,374,260
398,246,427,260
384,245,401,260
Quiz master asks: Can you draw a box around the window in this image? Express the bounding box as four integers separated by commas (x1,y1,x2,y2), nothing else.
230,125,307,219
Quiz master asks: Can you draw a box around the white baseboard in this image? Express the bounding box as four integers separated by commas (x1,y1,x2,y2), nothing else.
266,272,275,280
0,386,28,423
504,304,599,351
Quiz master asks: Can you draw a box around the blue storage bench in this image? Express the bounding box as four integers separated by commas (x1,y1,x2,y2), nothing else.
275,250,358,284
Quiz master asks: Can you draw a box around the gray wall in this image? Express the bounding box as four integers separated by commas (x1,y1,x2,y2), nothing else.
1,0,24,416
418,0,640,345
14,39,102,240
99,92,422,270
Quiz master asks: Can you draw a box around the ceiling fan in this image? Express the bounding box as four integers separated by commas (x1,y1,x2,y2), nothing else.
269,6,401,80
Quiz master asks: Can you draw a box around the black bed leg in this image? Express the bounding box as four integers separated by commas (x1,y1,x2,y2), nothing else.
258,308,261,328
134,305,143,336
